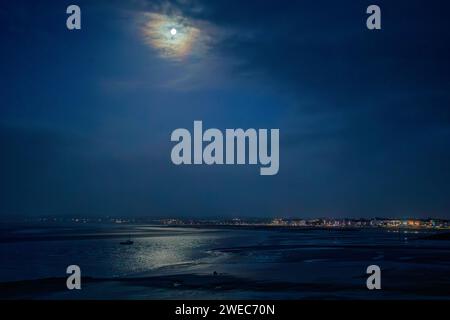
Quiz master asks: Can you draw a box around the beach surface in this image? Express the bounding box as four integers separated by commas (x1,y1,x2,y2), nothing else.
1,224,450,299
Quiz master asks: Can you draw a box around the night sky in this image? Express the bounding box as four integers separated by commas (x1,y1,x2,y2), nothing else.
1,0,450,219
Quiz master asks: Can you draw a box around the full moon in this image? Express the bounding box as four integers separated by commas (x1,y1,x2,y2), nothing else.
142,13,203,59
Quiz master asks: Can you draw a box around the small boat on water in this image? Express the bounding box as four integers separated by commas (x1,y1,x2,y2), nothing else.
120,240,134,245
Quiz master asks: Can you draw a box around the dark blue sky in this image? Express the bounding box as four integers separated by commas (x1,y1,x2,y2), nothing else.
1,0,450,219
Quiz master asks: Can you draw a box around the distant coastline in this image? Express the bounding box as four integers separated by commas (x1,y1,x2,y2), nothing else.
5,216,449,231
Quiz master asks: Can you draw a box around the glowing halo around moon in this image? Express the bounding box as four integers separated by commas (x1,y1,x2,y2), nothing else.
141,13,205,60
